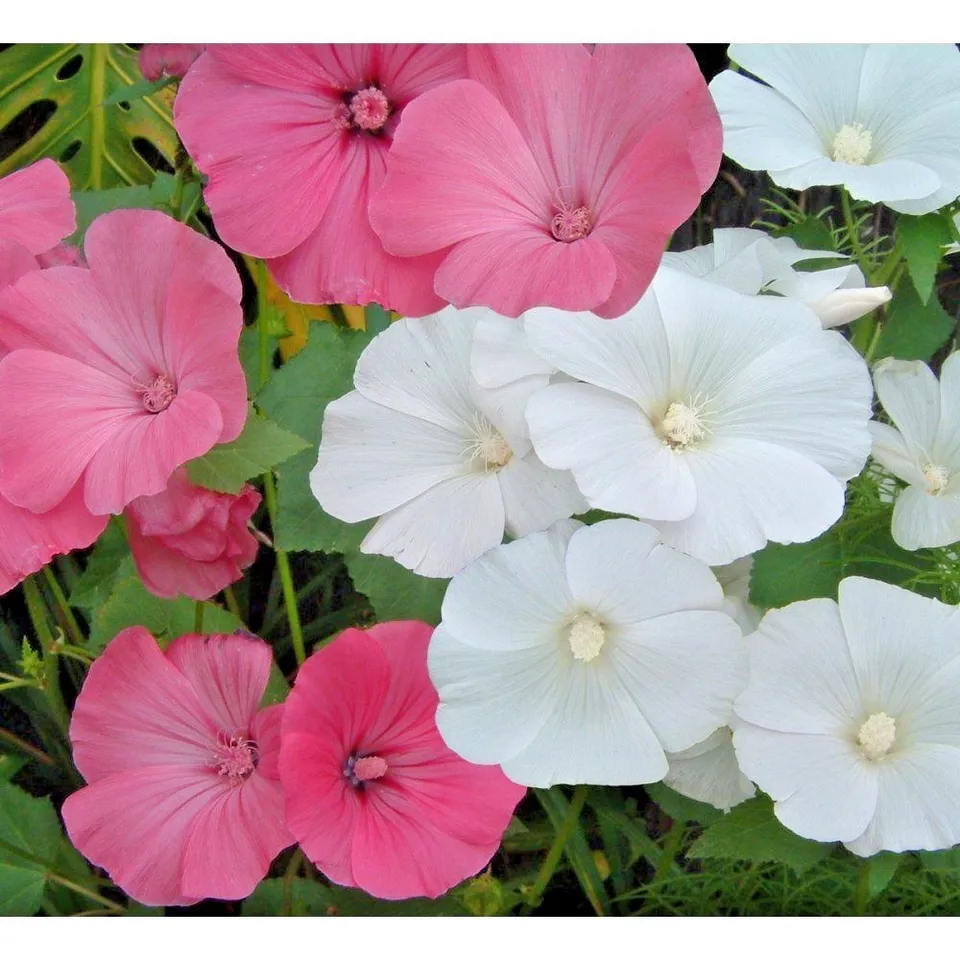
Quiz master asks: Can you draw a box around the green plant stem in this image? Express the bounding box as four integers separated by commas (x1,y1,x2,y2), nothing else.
257,259,271,387
523,784,589,914
223,586,243,622
54,644,96,665
871,239,905,288
654,821,686,883
0,726,55,766
863,317,885,363
47,873,123,913
194,601,205,634
281,848,304,917
41,566,85,649
841,188,869,271
854,857,871,915
22,577,69,738
0,679,39,693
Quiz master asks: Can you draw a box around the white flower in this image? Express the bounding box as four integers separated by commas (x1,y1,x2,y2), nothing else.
710,44,960,215
309,310,586,578
470,311,557,389
734,577,960,856
428,519,747,788
664,227,890,330
869,355,960,551
523,269,874,565
713,557,762,635
664,726,756,813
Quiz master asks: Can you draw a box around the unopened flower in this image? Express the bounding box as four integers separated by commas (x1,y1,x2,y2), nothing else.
370,44,721,317
125,469,261,600
0,209,247,516
869,355,960,550
62,628,292,905
139,44,205,82
734,577,960,856
524,270,874,565
710,44,960,215
311,310,585,578
429,519,746,787
280,621,524,900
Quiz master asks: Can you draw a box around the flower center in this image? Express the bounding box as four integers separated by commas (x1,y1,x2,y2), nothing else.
659,401,706,450
567,613,606,663
214,734,259,785
923,463,950,495
551,205,592,242
344,752,388,787
832,123,873,165
336,86,391,133
135,373,177,414
464,413,513,471
857,711,897,761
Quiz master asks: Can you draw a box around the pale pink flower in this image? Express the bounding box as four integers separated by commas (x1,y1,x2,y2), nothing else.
62,627,292,906
139,44,205,82
0,209,247,517
125,469,261,601
369,44,721,318
280,622,525,900
174,45,467,314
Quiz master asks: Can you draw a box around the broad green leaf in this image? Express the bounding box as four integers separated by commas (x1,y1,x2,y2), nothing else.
687,796,833,875
364,303,393,335
749,527,843,609
348,553,448,625
69,521,135,613
864,851,902,901
645,781,722,827
90,576,244,652
0,44,177,189
259,662,289,709
70,184,151,242
186,407,309,494
896,213,953,304
874,282,956,362
0,755,27,783
0,781,62,915
919,846,960,877
774,215,836,252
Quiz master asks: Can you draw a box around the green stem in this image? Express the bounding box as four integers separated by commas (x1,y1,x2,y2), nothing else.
0,679,40,693
654,820,686,883
42,566,85,649
870,239,904,288
223,586,243,623
257,260,271,389
194,601,205,634
841,188,869,271
0,726,55,766
54,645,96,665
46,873,123,913
863,317,885,363
22,577,69,738
281,848,304,917
854,857,871,916
523,784,589,914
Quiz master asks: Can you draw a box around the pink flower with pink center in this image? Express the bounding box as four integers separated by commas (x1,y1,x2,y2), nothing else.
280,622,525,900
61,627,292,906
125,469,261,601
369,44,722,318
139,43,205,82
173,44,467,314
0,208,247,517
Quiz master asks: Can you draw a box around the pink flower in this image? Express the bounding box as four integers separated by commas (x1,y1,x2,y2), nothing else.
0,209,247,517
174,44,466,314
0,158,76,289
125,469,261,601
280,622,525,900
61,627,292,906
369,44,722,318
139,44,205,82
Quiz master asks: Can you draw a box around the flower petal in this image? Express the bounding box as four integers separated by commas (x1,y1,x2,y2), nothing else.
0,158,75,254
498,454,586,539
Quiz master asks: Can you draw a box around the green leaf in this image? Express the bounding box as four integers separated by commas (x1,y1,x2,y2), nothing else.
864,851,902,901
918,846,960,877
645,781,722,827
69,521,135,613
348,553,448,624
874,282,956,362
687,796,833,875
749,527,843,609
70,184,152,241
186,407,309,494
773,215,837,252
0,782,62,915
259,662,289,708
103,74,175,106
896,213,952,304
0,755,26,783
364,303,393,335
90,576,243,652
0,44,177,189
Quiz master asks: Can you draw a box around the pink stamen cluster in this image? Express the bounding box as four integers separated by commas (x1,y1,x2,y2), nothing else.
348,87,391,132
214,733,259,785
344,751,389,786
550,204,592,242
137,373,177,413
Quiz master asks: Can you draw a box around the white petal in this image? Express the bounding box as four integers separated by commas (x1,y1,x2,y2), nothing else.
714,558,764,635
611,609,747,754
360,472,505,578
310,391,466,522
498,454,586,539
841,157,943,207
664,728,756,813
933,352,960,466
869,421,925,487
471,312,556,388
734,597,861,736
470,374,546,458
891,484,960,551
809,287,891,329
525,382,697,521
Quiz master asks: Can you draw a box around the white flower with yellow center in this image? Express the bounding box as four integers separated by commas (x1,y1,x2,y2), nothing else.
734,577,960,856
310,310,586,578
428,519,747,788
710,45,960,215
869,355,960,551
523,269,874,565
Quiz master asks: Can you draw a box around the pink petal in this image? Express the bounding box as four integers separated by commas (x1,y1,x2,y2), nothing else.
0,239,39,292
0,484,107,596
128,525,241,600
165,632,272,736
69,626,218,782
126,468,210,537
369,79,551,256
433,225,617,316
35,242,83,268
0,158,75,254
206,44,343,96
61,765,223,907
251,703,284,780
377,44,467,104
139,43,204,81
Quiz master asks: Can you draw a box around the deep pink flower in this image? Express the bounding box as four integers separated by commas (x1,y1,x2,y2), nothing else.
126,469,261,601
0,209,247,517
62,627,292,906
0,158,76,288
174,44,466,314
139,44,205,82
280,622,525,900
370,44,722,318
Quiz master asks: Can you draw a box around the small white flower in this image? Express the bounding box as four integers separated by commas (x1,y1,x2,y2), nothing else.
664,726,756,813
523,269,874,565
710,44,960,215
309,310,586,578
428,519,747,788
663,228,891,329
869,355,960,551
734,576,960,856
